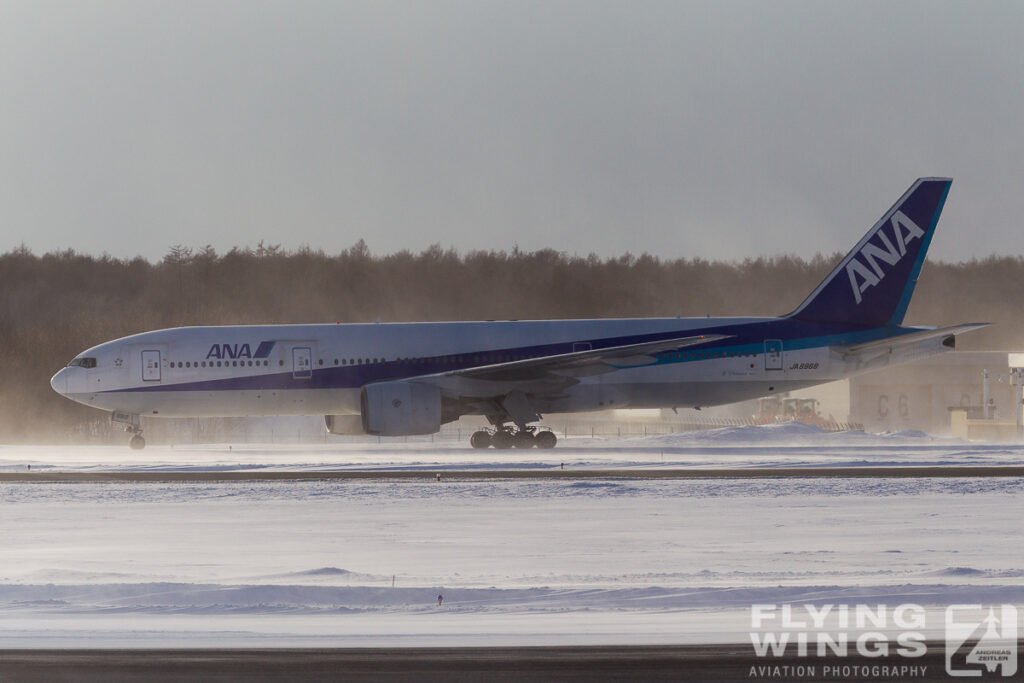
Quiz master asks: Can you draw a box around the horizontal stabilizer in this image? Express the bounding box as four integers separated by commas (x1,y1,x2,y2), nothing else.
837,323,990,357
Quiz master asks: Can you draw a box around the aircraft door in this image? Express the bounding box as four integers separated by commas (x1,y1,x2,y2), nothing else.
141,350,161,381
764,340,783,371
292,347,312,379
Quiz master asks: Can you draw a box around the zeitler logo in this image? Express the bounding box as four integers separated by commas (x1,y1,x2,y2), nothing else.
846,210,925,304
946,605,1017,677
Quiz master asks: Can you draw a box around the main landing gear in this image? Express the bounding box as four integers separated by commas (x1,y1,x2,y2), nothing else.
470,425,557,449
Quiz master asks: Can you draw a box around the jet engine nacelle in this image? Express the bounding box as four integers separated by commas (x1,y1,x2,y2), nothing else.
324,414,367,436
360,381,442,436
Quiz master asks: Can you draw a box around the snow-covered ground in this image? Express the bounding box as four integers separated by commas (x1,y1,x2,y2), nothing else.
3,422,1024,473
1,425,1022,647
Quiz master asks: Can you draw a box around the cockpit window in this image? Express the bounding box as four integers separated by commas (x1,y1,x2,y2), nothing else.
68,357,97,368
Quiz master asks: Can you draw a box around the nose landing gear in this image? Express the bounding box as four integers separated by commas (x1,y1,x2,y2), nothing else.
469,425,557,449
112,410,146,450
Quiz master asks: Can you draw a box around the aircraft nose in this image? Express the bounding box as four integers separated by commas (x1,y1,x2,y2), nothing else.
50,368,69,395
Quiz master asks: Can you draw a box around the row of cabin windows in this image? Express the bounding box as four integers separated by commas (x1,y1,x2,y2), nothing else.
169,360,271,369
71,349,763,372
166,358,395,369
165,349,760,370
165,358,393,370
164,355,525,370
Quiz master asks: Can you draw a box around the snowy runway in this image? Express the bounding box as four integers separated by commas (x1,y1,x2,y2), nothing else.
1,426,1022,646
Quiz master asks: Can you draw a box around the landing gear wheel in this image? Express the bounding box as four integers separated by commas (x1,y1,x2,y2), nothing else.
129,434,146,450
534,431,557,449
470,431,492,449
513,431,535,449
491,430,514,449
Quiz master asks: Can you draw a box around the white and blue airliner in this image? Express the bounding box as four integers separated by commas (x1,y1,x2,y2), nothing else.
51,178,985,449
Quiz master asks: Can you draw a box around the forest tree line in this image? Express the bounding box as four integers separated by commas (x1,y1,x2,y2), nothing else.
1,240,1022,442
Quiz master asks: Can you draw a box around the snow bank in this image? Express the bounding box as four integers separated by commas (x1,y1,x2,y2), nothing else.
4,582,1024,615
625,421,939,446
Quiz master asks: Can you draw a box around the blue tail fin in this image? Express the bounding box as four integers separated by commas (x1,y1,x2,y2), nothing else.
788,178,952,327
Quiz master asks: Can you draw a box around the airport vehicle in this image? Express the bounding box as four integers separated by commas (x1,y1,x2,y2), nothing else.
51,178,986,449
755,396,825,427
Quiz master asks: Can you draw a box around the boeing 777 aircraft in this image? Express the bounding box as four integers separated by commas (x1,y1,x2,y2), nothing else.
51,178,985,449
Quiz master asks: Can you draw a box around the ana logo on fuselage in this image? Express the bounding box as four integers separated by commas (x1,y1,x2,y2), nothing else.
846,211,925,304
207,343,253,360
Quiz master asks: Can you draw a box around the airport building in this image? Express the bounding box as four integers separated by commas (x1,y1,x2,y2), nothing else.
849,351,1024,438
652,351,1024,439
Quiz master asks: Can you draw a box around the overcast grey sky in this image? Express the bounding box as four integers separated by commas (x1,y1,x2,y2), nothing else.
2,0,1022,262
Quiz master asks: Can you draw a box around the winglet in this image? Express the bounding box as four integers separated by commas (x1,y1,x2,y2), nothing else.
788,178,952,327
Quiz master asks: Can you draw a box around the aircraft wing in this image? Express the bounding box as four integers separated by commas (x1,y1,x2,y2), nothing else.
413,333,732,397
837,323,990,358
